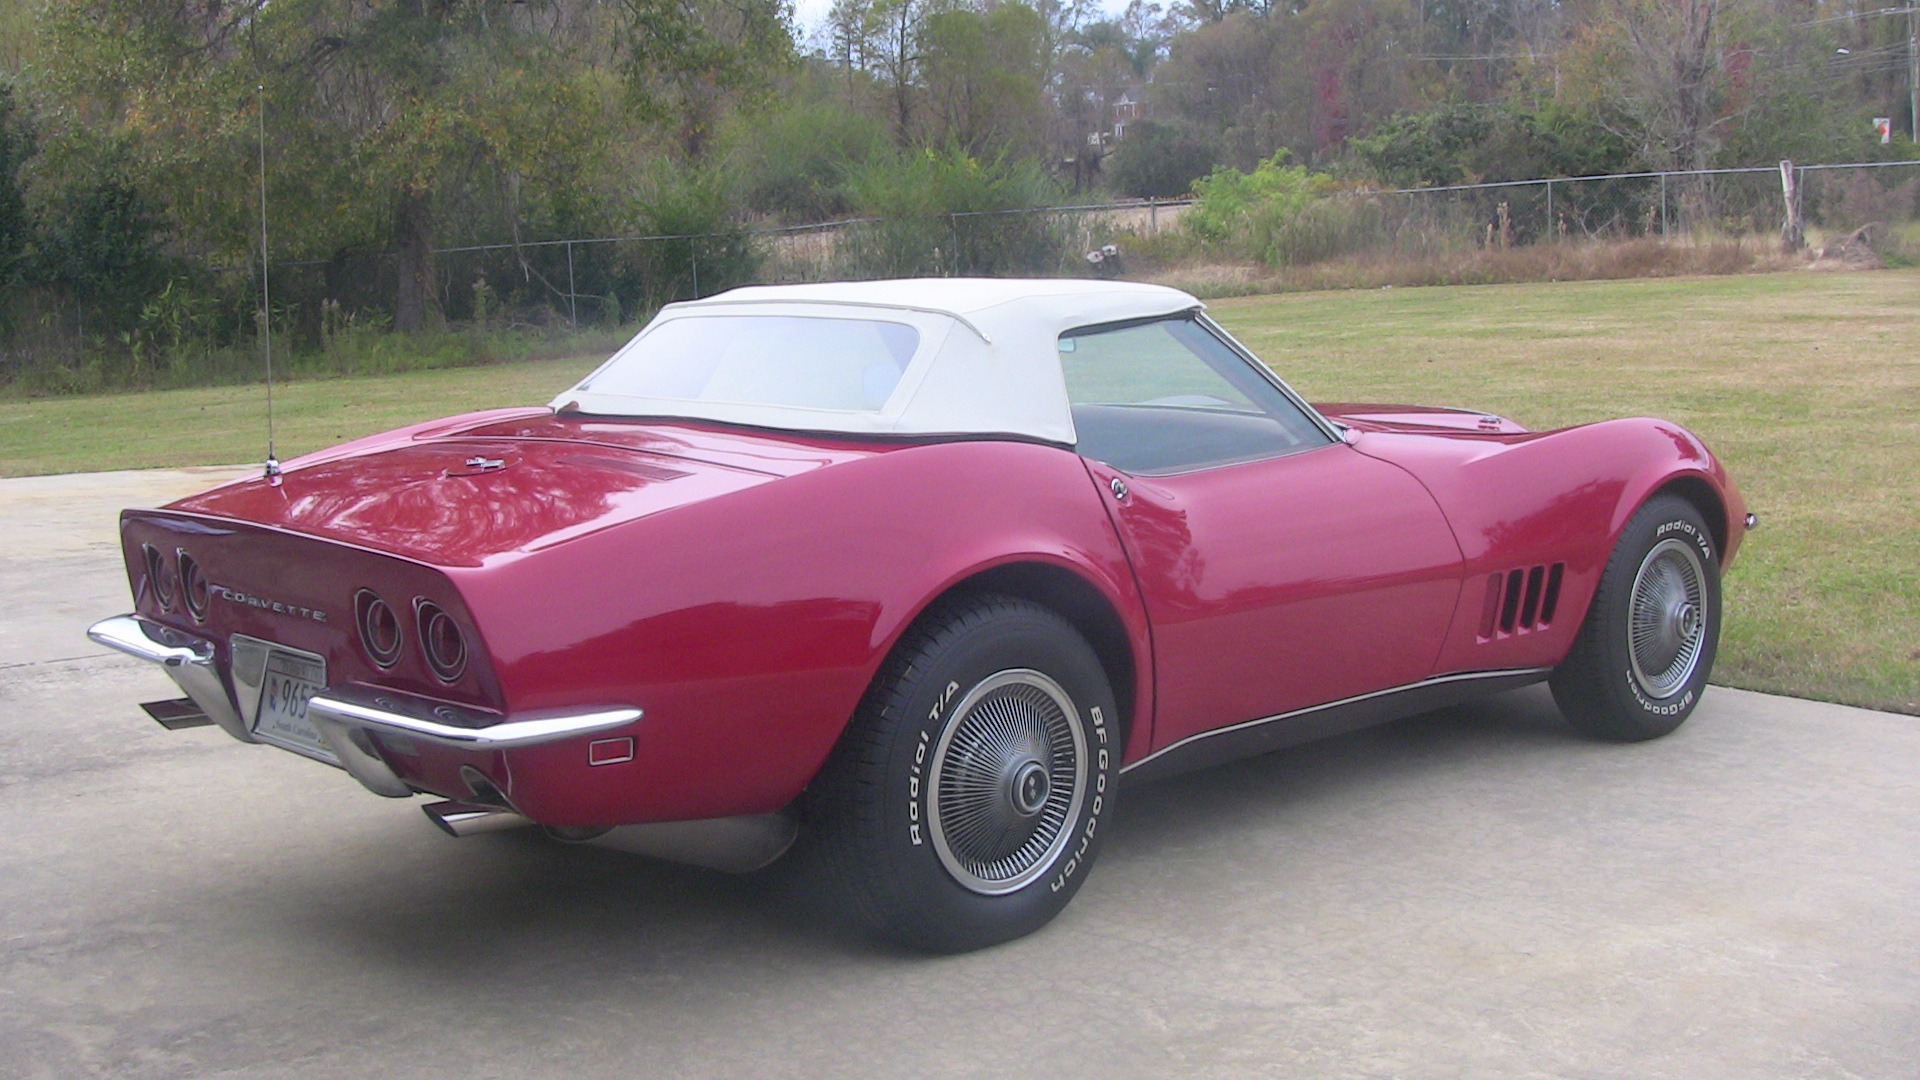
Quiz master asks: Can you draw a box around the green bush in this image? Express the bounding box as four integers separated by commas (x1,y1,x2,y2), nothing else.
722,94,889,223
1186,153,1385,268
840,147,1069,277
1106,121,1218,199
614,167,762,311
0,80,30,293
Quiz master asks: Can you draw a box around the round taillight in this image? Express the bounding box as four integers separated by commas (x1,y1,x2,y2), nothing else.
143,544,176,611
417,602,467,682
179,551,209,621
355,590,403,668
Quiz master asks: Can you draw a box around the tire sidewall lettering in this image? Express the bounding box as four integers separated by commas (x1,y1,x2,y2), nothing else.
1655,517,1714,564
1620,511,1715,720
1048,702,1110,894
1625,671,1695,717
906,682,960,846
905,670,1113,896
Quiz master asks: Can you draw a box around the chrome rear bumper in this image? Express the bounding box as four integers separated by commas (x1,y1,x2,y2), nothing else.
88,614,254,744
88,613,642,799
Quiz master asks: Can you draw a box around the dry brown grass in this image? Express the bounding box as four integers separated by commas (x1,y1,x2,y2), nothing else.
1145,236,1798,299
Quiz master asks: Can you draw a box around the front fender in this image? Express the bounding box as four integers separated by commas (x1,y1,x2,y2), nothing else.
1355,417,1746,675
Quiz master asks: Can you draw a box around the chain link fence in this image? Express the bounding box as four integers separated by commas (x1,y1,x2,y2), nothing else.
1356,160,1920,256
4,159,1916,389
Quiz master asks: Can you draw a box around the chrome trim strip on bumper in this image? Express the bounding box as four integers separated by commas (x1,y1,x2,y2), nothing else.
306,685,641,750
90,614,644,799
89,613,209,667
88,614,253,744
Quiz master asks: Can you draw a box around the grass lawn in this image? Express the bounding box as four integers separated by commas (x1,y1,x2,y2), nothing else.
3,269,1915,713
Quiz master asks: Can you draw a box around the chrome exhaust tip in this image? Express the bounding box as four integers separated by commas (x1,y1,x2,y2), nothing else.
422,800,530,837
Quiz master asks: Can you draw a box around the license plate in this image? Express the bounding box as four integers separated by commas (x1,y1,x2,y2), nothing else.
232,637,332,762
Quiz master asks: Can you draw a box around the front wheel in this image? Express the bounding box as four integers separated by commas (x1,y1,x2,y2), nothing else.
1551,494,1722,741
809,594,1119,952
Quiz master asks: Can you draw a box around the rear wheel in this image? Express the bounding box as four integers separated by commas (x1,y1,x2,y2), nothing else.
1551,494,1721,741
809,593,1119,952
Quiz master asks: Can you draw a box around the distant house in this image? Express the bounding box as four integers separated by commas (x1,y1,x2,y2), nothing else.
1112,88,1146,141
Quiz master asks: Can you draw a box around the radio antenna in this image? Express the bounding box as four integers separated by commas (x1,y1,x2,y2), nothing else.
257,82,280,485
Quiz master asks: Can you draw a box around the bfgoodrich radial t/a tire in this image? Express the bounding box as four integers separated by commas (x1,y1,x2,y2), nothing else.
810,593,1119,952
1551,494,1722,741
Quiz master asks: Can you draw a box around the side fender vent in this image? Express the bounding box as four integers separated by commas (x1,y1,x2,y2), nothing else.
1478,562,1564,641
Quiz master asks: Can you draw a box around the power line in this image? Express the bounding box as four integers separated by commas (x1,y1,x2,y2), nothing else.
1795,6,1912,29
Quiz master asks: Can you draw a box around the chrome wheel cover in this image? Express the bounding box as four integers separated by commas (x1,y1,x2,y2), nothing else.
1627,537,1709,700
928,669,1087,896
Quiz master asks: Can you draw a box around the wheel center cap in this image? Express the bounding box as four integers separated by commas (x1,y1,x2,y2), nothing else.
1672,602,1699,641
1010,760,1050,817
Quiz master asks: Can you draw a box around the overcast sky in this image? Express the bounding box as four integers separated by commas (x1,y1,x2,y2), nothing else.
788,0,1138,50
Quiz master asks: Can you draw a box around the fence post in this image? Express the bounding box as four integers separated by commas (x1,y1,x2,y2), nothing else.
1660,173,1669,238
1545,179,1553,242
1779,160,1805,252
690,239,700,298
1149,197,1158,232
565,240,578,329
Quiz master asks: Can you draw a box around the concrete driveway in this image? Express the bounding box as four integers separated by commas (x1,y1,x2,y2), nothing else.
2,469,1915,1080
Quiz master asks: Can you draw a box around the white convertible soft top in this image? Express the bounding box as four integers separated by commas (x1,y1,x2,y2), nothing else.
554,278,1204,445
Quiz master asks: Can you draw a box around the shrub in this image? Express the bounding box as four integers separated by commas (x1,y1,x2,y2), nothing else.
1186,153,1384,268
839,148,1069,277
0,80,30,293
1106,120,1218,199
612,167,762,312
722,93,890,223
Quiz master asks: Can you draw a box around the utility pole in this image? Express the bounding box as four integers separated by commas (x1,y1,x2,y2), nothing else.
1910,2,1918,143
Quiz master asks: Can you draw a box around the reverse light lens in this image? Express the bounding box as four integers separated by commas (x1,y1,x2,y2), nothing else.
356,590,403,668
143,544,176,611
179,551,209,622
417,602,467,682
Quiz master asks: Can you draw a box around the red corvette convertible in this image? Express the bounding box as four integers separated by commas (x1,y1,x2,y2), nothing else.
91,278,1747,951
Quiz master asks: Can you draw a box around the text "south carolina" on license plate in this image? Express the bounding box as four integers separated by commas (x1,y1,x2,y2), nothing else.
255,649,326,755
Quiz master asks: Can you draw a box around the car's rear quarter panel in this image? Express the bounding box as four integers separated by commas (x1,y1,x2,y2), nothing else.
452,438,1151,826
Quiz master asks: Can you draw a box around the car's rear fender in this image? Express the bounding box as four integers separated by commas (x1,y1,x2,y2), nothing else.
457,437,1148,828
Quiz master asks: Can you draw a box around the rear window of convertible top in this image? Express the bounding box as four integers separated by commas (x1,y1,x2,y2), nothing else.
581,315,922,413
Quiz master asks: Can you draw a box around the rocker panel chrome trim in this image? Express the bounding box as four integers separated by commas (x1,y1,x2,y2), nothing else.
1121,668,1552,784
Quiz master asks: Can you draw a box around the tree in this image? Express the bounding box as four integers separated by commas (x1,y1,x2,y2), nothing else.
920,3,1049,157
1108,119,1218,196
0,80,31,288
1153,13,1311,169
872,0,929,145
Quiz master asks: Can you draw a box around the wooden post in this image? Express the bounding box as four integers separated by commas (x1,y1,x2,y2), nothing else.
565,240,578,328
1779,160,1804,252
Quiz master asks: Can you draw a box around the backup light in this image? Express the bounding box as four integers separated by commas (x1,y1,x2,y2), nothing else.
356,590,404,668
143,545,176,611
179,551,209,622
417,602,467,682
